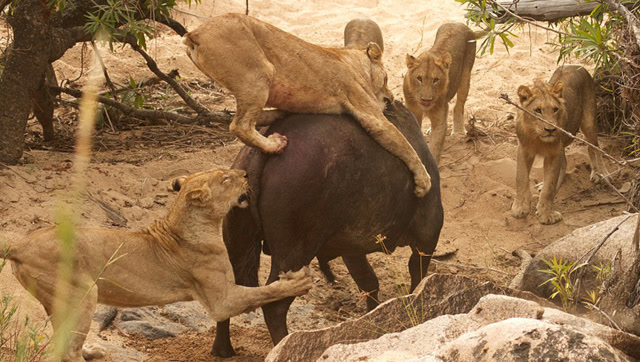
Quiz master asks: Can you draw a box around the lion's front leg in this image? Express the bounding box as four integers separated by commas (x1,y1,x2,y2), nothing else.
197,268,313,322
511,144,535,219
426,104,448,165
536,153,563,225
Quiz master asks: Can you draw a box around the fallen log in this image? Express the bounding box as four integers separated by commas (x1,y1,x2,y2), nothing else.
489,0,606,23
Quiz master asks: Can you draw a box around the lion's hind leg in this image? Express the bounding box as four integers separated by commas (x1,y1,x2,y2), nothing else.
580,106,610,183
452,51,475,136
230,89,288,154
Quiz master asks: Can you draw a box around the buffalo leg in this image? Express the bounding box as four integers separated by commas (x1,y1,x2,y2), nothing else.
342,255,380,311
408,248,433,292
211,206,261,357
262,293,295,344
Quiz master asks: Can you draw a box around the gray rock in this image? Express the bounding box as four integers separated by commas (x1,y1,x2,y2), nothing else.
266,274,548,362
312,294,639,362
514,213,640,334
438,318,630,362
114,306,189,339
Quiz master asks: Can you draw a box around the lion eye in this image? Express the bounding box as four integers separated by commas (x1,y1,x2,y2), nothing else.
416,76,423,83
553,107,559,113
222,176,231,184
433,78,439,85
534,108,542,114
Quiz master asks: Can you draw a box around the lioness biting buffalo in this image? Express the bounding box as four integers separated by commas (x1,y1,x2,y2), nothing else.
184,13,431,197
2,169,312,362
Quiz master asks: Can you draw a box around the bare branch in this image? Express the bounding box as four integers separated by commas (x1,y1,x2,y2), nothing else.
121,36,213,117
51,85,233,125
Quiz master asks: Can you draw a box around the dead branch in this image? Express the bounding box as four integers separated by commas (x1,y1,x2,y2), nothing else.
122,37,213,117
98,69,179,96
491,1,570,36
51,85,233,125
85,191,128,226
606,0,640,50
487,0,633,23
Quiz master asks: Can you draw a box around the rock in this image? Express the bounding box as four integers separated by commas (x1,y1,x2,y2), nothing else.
438,318,630,362
513,213,640,334
266,274,549,362
138,197,155,209
310,294,639,362
114,307,189,339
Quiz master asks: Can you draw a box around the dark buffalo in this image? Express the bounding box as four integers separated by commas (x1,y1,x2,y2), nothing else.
211,100,443,357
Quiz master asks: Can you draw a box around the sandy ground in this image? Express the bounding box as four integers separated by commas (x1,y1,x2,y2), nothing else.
0,0,634,360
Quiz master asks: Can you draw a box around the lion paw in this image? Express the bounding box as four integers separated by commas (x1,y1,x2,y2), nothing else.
414,174,432,197
83,344,107,360
536,210,563,225
266,133,288,154
511,200,531,219
279,267,313,296
590,170,611,184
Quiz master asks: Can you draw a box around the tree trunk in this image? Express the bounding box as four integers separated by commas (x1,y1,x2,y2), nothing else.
0,0,54,164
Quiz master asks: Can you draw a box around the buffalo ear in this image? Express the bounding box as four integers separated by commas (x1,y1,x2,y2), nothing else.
551,81,564,99
366,42,383,62
186,186,212,207
439,53,452,69
406,54,417,69
517,85,533,105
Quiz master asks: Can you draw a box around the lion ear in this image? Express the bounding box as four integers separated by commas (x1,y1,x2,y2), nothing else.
366,42,383,62
171,176,187,192
439,53,452,69
517,85,533,105
186,186,212,207
551,81,564,98
406,54,417,69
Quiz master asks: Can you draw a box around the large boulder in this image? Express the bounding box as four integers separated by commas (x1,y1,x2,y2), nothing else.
266,274,551,362
307,294,639,361
512,213,640,335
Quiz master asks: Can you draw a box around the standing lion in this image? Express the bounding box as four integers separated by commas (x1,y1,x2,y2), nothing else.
511,65,609,225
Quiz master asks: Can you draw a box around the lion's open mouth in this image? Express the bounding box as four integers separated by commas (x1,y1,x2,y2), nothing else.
237,193,249,208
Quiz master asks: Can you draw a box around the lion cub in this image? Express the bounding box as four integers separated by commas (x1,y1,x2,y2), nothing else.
184,14,431,197
4,168,313,361
511,65,609,225
403,22,478,163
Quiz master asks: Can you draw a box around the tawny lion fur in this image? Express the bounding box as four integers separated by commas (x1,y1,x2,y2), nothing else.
511,65,609,225
184,13,430,197
2,168,313,362
403,22,478,164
